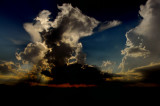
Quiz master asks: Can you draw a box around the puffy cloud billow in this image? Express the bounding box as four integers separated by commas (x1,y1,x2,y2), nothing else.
18,3,99,67
119,0,160,72
16,42,48,64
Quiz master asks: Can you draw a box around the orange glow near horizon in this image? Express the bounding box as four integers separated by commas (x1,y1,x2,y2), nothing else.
30,82,96,88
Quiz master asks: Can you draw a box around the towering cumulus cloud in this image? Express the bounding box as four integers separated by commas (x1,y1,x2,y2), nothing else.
119,0,160,72
17,10,52,66
18,3,99,67
41,3,99,66
14,3,101,84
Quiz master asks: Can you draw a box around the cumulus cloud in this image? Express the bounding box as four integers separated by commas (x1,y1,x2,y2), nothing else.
98,20,121,31
119,0,160,71
3,3,100,85
121,46,150,58
5,3,100,85
41,3,99,66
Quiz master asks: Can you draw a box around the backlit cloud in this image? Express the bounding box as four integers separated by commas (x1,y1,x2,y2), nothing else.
41,3,99,66
119,0,160,71
24,10,53,43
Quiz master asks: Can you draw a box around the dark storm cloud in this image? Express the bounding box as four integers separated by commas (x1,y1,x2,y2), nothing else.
44,41,74,67
134,63,160,83
41,63,113,84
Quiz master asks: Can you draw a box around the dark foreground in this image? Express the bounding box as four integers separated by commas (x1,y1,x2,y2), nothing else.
0,84,160,104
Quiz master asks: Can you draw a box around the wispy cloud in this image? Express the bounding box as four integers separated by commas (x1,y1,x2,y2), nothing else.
10,39,26,45
98,20,121,31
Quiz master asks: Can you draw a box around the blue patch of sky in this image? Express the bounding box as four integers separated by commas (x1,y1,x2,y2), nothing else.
80,19,140,72
0,16,31,61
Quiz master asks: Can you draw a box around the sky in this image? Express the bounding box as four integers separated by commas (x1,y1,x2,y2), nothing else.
0,0,147,71
2,0,160,102
1,0,160,88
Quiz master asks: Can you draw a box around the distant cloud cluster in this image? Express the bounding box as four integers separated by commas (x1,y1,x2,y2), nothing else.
119,0,160,72
0,60,29,85
0,61,18,75
102,60,112,67
101,60,115,73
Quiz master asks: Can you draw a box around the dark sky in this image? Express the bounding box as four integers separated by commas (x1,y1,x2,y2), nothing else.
57,0,147,21
0,0,147,21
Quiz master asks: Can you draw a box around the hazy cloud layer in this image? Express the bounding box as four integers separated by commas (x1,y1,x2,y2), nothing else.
0,61,18,74
119,0,160,71
0,60,28,84
133,63,160,83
